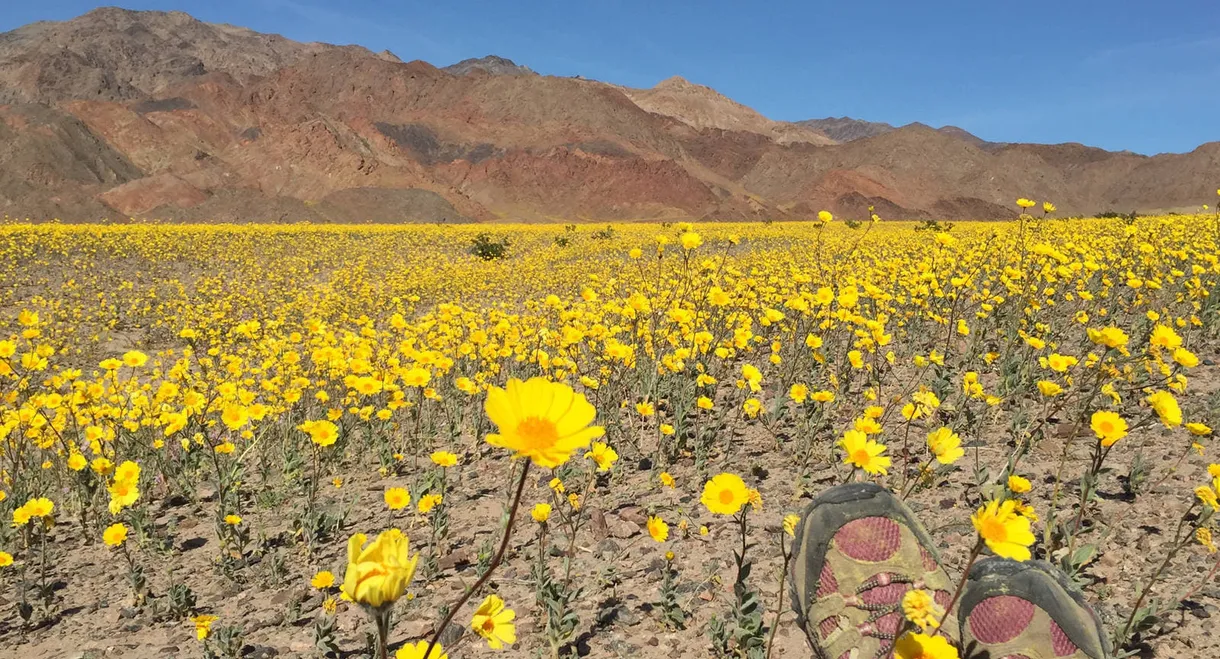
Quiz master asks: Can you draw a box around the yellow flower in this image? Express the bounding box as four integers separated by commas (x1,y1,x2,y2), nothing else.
340,529,418,608
302,420,339,447
647,515,669,542
1197,528,1217,554
418,494,443,514
0,551,12,567
192,614,218,640
659,472,675,488
221,404,249,431
894,631,959,659
1186,423,1212,436
121,350,149,368
1016,198,1036,208
1173,348,1199,368
659,423,675,436
1088,326,1129,349
531,503,552,523
1146,391,1182,427
395,640,448,659
1042,201,1056,213
311,570,336,589
103,523,128,548
548,478,565,494
1150,324,1182,351
901,589,943,631
1036,380,1063,397
839,430,891,476
384,487,411,511
701,473,750,516
783,513,800,537
1007,475,1032,494
471,594,517,649
635,401,655,417
13,497,54,526
225,514,242,525
926,427,964,465
1090,411,1128,447
679,231,703,250
817,210,833,223
1196,486,1219,512
697,396,715,410
788,383,808,403
484,377,604,469
971,499,1036,561
430,451,458,467
585,442,619,472
811,390,835,403
742,398,762,417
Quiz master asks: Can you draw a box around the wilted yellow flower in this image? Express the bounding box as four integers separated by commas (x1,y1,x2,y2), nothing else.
191,614,218,640
783,513,800,537
531,503,552,523
1007,475,1032,494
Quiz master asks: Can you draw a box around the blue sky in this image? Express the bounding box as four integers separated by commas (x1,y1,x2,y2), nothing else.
4,1,1218,154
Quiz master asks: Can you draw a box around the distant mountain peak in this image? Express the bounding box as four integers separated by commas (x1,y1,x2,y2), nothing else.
442,55,535,76
798,116,990,147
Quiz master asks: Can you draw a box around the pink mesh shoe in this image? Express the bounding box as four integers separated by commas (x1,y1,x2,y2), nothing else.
960,559,1109,659
789,483,958,659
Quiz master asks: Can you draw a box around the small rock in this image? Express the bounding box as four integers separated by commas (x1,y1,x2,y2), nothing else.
608,518,640,539
589,508,609,542
158,648,179,656
120,622,143,633
647,636,659,646
118,607,139,619
617,506,646,525
595,538,621,559
439,621,465,646
438,548,472,571
271,588,304,606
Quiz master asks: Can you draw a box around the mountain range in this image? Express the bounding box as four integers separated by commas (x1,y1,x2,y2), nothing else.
1,7,1216,223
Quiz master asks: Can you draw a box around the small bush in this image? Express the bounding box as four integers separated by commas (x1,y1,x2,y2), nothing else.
470,233,510,260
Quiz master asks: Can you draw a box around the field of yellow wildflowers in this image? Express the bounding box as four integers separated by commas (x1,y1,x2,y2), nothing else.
1,213,1218,658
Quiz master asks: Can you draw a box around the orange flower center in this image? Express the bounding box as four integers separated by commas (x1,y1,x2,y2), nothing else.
481,618,496,633
719,489,735,505
852,449,871,465
1098,421,1114,434
516,417,559,451
980,517,1007,542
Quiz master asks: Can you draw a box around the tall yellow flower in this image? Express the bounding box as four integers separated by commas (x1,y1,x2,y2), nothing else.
1146,391,1182,427
1090,411,1127,446
971,499,1036,561
103,523,128,548
839,430,891,475
701,473,750,515
585,442,619,472
340,529,418,608
926,427,964,465
484,377,604,468
471,594,517,649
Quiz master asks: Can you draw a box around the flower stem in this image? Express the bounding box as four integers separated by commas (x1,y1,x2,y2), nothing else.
423,460,531,659
936,538,983,638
